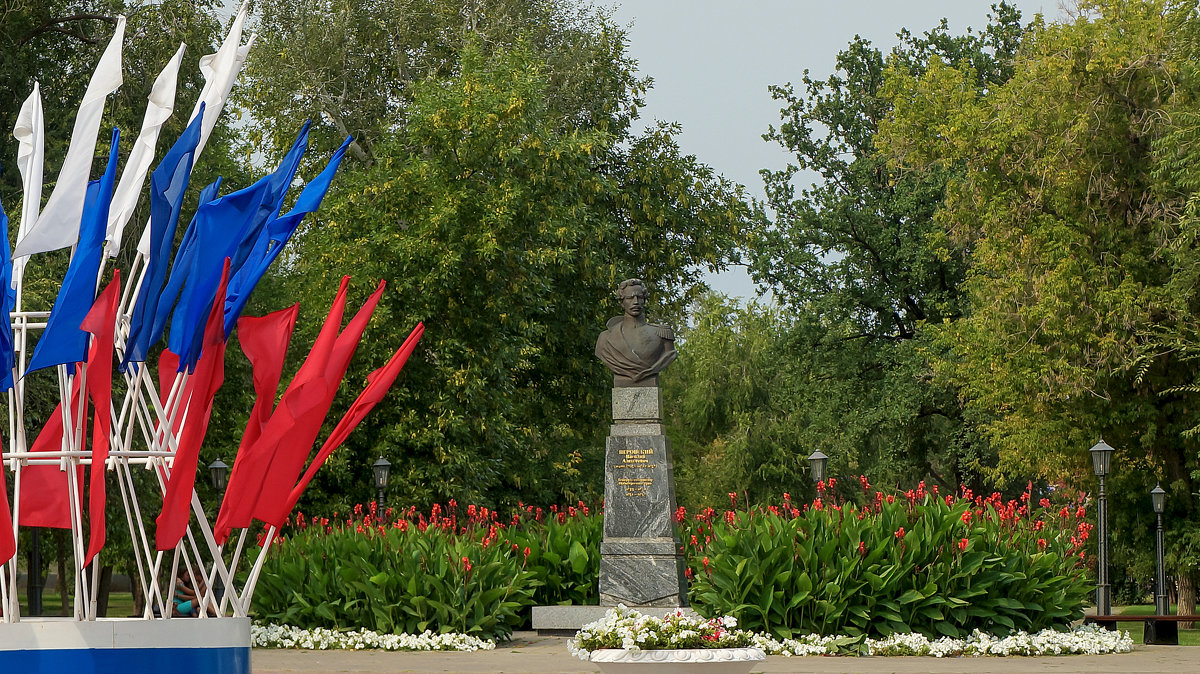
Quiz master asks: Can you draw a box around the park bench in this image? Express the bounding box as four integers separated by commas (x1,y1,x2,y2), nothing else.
1084,614,1199,645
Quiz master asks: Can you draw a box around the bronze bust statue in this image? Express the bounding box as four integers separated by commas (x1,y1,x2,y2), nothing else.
595,279,676,386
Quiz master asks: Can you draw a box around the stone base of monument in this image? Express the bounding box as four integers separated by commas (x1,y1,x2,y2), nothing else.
599,538,688,607
0,616,250,672
532,382,698,636
531,605,699,636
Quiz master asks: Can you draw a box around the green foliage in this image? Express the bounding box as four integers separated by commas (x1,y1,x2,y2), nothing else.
681,488,1092,640
734,6,1029,497
499,504,601,606
877,0,1200,603
239,0,640,162
667,291,998,509
253,518,535,640
266,39,749,512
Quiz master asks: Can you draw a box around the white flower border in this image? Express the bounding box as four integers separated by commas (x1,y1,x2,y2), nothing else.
251,622,495,651
568,606,1134,660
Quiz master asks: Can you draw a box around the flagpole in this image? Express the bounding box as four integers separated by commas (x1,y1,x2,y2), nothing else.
113,455,155,619
8,456,22,623
219,528,248,615
240,525,277,607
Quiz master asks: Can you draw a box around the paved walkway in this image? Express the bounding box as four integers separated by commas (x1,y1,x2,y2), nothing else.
253,632,1199,673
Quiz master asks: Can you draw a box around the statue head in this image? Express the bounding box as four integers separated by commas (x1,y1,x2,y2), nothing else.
616,278,648,320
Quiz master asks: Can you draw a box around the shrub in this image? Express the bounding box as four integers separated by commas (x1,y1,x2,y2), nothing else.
500,502,602,606
680,482,1093,640
253,503,535,640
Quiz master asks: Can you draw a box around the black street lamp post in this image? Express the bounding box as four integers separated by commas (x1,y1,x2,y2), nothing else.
1090,439,1114,616
1152,484,1167,616
372,456,391,511
807,450,828,484
208,458,229,493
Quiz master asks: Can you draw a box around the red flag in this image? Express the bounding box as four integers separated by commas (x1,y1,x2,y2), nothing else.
280,322,423,520
155,349,194,447
155,261,230,550
82,272,120,566
211,304,298,544
252,280,386,527
0,452,14,564
236,304,299,451
214,277,349,541
19,376,86,529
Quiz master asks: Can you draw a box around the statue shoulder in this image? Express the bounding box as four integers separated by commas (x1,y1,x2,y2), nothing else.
651,323,675,340
605,316,623,329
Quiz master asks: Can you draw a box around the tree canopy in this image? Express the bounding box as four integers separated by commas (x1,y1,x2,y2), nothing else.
265,38,750,509
879,0,1200,611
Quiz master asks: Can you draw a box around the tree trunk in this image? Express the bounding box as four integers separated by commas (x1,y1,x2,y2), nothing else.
1177,571,1196,629
55,530,69,616
95,565,112,617
133,576,145,617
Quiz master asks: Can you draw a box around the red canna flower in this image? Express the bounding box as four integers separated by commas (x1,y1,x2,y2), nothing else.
895,527,906,539
958,538,969,552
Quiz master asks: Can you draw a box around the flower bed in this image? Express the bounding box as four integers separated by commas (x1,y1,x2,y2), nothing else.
681,482,1094,639
257,484,1095,641
251,622,495,651
863,624,1133,657
569,606,1133,659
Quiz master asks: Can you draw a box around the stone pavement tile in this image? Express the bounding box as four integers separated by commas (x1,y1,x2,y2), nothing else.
252,635,1198,674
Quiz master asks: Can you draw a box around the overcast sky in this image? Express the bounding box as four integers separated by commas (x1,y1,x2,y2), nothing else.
599,1,1056,298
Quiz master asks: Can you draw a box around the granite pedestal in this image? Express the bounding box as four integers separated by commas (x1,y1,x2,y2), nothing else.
530,382,690,633
598,384,687,607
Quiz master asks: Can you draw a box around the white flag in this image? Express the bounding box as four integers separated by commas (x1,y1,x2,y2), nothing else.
191,2,253,158
13,82,44,244
137,6,255,258
13,16,125,259
105,42,186,259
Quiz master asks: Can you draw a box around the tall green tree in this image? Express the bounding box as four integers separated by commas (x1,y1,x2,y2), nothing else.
270,41,749,510
879,0,1200,613
744,5,1027,492
239,0,635,163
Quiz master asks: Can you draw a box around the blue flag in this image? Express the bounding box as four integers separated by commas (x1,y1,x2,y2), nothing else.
227,120,310,277
146,177,222,357
168,175,274,370
27,128,120,375
0,174,14,390
121,105,205,372
223,135,352,336
166,123,313,371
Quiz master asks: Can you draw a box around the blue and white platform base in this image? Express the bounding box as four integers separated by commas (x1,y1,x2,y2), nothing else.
0,616,251,674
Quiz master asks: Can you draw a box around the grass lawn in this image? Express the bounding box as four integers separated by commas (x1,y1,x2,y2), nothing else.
1118,604,1200,646
18,591,136,617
